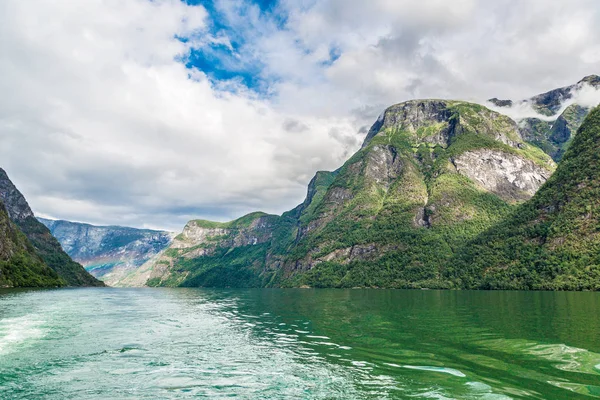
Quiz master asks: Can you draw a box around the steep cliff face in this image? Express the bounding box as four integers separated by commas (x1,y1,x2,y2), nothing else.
452,149,553,202
449,105,600,290
276,101,554,288
0,201,64,288
39,218,174,286
0,169,103,287
489,75,600,160
135,100,556,289
133,212,284,288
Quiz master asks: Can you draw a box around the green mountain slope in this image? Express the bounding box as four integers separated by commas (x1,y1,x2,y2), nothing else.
0,169,104,287
448,105,600,290
0,200,64,287
132,100,556,289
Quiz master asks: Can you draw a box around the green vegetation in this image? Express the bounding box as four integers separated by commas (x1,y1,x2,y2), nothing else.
448,105,600,290
0,168,103,287
521,104,590,161
15,216,104,287
190,212,273,230
148,100,576,290
0,204,64,288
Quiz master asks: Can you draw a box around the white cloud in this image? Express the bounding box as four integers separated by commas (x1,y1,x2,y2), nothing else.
1,0,600,231
487,82,600,122
0,0,359,231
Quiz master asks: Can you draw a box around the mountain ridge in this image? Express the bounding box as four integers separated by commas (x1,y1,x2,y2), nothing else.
448,104,600,290
39,218,175,286
488,75,600,160
122,98,559,289
0,168,103,287
0,199,64,287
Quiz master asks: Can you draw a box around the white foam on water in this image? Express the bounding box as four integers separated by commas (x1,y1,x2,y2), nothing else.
402,365,467,378
0,315,46,355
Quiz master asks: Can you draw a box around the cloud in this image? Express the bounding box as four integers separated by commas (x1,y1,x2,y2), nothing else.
1,0,600,231
0,0,358,231
487,81,600,121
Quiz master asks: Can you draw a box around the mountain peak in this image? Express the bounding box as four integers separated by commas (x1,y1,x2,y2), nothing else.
362,100,452,148
579,74,600,86
361,99,525,152
0,168,104,287
0,168,35,222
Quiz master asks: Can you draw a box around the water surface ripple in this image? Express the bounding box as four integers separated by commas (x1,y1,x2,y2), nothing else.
0,288,599,399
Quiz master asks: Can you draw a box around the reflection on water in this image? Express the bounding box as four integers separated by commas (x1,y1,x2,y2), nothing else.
0,288,599,399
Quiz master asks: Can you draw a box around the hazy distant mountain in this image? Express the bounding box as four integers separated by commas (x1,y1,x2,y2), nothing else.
39,218,174,286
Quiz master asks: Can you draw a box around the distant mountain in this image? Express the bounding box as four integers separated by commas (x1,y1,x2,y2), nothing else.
488,75,600,160
0,169,102,287
127,100,556,289
449,105,600,290
39,218,174,286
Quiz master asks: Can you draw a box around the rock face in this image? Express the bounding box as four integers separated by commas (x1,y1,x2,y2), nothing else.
129,100,556,289
137,212,281,287
0,169,102,287
361,100,455,147
39,218,174,286
489,75,600,160
450,105,600,290
453,149,553,202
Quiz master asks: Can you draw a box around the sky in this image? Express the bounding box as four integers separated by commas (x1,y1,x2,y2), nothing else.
1,0,599,232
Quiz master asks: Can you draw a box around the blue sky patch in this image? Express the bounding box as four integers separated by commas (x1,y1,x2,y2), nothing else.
179,0,284,94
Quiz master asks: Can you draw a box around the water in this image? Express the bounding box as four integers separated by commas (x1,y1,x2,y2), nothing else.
0,288,599,399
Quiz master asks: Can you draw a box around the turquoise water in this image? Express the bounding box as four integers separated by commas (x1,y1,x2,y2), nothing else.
0,288,599,399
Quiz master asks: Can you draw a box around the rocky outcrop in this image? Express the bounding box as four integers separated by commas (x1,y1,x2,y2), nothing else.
0,169,103,287
488,98,513,108
490,75,600,161
173,214,276,252
452,150,554,202
0,170,34,222
39,218,174,286
364,145,403,187
450,105,600,290
362,100,523,150
131,212,281,287
362,100,456,147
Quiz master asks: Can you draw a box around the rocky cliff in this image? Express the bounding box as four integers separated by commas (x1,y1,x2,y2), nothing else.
449,105,600,290
0,200,64,287
39,218,174,286
131,100,556,289
121,212,284,287
489,75,600,160
0,169,103,287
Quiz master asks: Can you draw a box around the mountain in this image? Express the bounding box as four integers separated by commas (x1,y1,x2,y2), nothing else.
448,105,600,290
130,100,556,289
0,200,64,287
0,169,103,287
39,218,174,286
488,75,600,160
